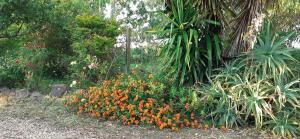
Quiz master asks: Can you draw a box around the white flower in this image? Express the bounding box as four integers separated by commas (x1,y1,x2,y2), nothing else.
70,80,77,88
88,63,97,69
81,99,86,102
70,61,77,65
83,67,86,70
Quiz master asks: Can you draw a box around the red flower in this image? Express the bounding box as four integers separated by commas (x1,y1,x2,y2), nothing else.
41,44,46,48
15,58,21,64
27,62,33,67
185,103,189,110
34,45,39,49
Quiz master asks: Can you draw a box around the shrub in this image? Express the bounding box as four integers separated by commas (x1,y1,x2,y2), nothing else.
70,15,119,58
0,50,25,88
68,55,110,89
65,72,208,131
68,15,120,89
17,37,48,91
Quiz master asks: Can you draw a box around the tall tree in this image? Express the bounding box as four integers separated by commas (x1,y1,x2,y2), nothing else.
190,0,280,58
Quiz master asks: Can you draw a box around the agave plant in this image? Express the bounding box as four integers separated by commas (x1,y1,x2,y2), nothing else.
264,111,300,137
241,21,295,81
156,0,221,85
273,80,300,110
202,81,242,128
239,80,275,128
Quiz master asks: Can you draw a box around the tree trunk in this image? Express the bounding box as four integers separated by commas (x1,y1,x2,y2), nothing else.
222,0,266,58
125,28,132,74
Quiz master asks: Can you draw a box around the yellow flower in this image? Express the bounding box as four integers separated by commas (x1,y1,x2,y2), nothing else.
148,74,154,79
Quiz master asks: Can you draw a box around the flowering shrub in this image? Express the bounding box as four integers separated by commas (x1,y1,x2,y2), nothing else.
17,37,48,91
68,55,109,89
65,72,209,131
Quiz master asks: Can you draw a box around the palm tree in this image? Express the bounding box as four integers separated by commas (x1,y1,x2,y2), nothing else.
190,0,275,58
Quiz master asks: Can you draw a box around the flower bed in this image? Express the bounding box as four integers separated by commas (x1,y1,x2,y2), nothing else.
65,73,210,131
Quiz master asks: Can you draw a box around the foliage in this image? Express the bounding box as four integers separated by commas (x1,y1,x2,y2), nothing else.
17,37,48,91
65,71,209,131
0,0,53,38
156,0,221,85
41,0,81,79
131,46,160,73
70,15,119,58
0,47,25,88
195,21,300,137
68,15,120,89
264,111,300,138
68,55,110,90
268,0,300,39
197,68,300,128
241,21,295,81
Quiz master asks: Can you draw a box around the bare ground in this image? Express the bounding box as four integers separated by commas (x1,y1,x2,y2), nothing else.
0,90,278,139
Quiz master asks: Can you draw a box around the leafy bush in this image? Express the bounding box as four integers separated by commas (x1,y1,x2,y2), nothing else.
0,49,25,88
70,15,119,58
17,38,48,91
155,0,221,85
68,55,110,89
65,71,208,131
68,15,120,89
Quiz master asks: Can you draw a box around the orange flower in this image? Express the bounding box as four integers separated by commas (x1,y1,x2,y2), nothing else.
133,95,138,101
204,124,209,130
174,113,181,121
164,104,170,111
145,103,150,108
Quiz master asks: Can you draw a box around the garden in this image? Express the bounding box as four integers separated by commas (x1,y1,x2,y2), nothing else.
1,0,300,138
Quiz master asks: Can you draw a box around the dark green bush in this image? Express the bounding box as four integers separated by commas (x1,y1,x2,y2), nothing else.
0,39,25,88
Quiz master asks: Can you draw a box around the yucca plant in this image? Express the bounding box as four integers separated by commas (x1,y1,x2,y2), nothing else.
241,21,295,81
156,0,221,85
